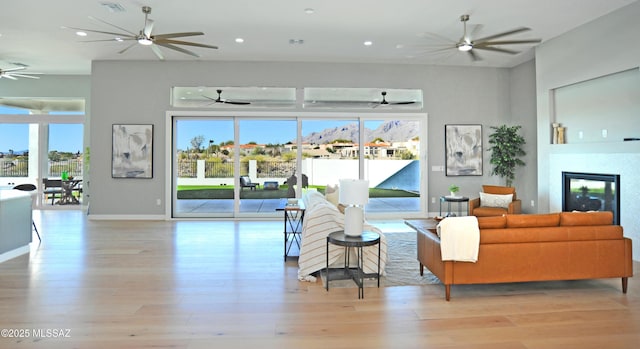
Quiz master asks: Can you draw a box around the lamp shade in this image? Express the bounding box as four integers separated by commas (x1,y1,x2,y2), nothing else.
339,179,369,206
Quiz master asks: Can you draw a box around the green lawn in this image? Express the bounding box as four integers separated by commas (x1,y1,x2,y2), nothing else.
176,185,418,199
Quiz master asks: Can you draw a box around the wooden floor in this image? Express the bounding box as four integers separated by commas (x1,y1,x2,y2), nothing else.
1,210,638,349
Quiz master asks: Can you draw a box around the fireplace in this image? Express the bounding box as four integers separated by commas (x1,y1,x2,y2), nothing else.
562,172,620,224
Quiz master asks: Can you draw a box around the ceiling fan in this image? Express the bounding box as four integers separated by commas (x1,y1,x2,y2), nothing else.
68,6,218,60
0,66,41,80
424,14,542,61
305,90,417,108
375,91,416,107
202,89,251,105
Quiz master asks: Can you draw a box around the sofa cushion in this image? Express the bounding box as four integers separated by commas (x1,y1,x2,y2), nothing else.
473,206,508,217
324,184,339,207
303,190,329,210
506,213,560,228
560,211,613,226
480,225,623,244
477,215,507,229
479,192,513,208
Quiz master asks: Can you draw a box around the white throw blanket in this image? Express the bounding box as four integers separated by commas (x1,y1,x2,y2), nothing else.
297,192,387,281
436,216,480,262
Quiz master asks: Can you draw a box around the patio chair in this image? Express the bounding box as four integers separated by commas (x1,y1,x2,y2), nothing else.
42,178,63,204
239,175,259,190
12,183,41,241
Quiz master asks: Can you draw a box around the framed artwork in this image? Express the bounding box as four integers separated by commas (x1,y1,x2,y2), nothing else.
112,124,153,178
445,124,482,176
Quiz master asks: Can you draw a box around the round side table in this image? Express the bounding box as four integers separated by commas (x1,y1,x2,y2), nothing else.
439,196,469,217
325,230,381,299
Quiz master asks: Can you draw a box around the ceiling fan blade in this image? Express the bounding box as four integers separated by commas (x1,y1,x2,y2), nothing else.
473,46,520,55
474,27,531,43
223,100,251,105
156,43,199,57
155,38,218,49
469,23,484,39
10,74,41,79
201,95,217,101
118,42,137,54
390,101,416,105
81,38,135,43
151,45,165,60
3,75,18,80
144,19,154,38
88,16,137,36
66,26,134,38
419,32,457,44
476,39,542,46
467,50,481,61
153,32,205,39
2,67,26,72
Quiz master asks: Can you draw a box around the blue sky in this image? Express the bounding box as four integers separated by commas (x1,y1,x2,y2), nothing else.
176,119,383,150
0,106,83,154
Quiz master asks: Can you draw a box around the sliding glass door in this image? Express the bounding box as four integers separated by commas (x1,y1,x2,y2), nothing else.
173,118,235,217
171,113,425,218
238,119,296,214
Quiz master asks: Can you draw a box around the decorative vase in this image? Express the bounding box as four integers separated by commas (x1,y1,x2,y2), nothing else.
450,191,457,197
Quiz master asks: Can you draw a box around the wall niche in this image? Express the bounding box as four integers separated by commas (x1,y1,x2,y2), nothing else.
551,68,640,144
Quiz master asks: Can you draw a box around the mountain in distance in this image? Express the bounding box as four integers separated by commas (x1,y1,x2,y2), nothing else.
301,120,419,144
0,149,28,156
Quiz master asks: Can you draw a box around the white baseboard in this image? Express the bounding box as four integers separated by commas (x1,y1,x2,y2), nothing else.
0,245,30,263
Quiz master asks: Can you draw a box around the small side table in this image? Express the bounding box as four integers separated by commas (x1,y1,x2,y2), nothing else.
439,196,469,217
326,231,381,299
276,201,305,260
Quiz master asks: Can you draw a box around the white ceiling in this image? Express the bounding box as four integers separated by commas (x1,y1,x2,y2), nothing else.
0,0,637,75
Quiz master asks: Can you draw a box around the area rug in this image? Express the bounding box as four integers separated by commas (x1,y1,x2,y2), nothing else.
321,231,441,288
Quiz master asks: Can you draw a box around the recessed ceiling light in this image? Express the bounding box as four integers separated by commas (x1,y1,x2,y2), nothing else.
364,41,373,46
76,31,87,37
289,39,304,45
304,8,315,14
235,38,244,43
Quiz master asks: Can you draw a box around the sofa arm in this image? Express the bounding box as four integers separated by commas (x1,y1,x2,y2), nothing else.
469,197,481,215
508,199,522,214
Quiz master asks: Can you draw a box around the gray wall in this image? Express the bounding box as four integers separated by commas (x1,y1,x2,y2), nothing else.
89,60,537,217
535,1,640,260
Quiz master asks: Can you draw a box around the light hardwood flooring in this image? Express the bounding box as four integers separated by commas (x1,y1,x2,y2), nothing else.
1,210,638,348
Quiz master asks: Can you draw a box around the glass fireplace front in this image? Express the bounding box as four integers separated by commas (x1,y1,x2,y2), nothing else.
562,171,620,224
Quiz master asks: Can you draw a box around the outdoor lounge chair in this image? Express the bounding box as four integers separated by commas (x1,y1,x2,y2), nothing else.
239,176,259,190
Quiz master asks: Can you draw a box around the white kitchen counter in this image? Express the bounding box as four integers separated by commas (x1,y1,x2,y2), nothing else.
0,190,33,262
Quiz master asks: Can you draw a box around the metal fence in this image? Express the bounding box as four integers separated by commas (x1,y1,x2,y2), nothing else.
177,159,295,178
1,158,295,179
0,158,83,178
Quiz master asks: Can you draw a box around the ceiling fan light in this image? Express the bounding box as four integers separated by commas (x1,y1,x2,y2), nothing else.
457,42,473,51
138,37,153,45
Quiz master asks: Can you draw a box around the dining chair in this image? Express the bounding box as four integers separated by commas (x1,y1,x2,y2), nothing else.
12,183,41,242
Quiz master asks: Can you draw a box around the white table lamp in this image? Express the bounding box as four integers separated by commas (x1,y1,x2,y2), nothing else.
339,179,369,236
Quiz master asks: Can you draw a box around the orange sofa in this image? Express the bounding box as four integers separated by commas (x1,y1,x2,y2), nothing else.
406,211,633,301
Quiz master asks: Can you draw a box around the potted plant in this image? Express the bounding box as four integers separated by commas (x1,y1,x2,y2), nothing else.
448,184,460,197
487,125,526,187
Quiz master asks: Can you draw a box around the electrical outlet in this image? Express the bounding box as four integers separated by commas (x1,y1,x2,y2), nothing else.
156,199,161,206
531,200,535,207
602,129,608,138
431,197,436,204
